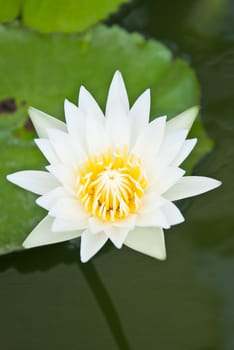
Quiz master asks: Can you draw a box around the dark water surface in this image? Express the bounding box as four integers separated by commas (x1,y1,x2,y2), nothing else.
1,1,234,349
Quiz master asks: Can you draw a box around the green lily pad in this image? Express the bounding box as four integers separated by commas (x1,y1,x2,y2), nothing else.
0,0,21,23
0,24,211,255
0,0,126,33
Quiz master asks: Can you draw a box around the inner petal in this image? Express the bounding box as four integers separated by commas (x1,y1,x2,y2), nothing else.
75,146,148,221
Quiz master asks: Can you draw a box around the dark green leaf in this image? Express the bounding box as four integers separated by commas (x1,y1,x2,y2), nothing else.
0,0,21,23
0,0,127,33
0,24,211,254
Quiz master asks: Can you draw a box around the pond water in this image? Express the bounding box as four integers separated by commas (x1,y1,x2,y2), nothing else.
0,1,233,349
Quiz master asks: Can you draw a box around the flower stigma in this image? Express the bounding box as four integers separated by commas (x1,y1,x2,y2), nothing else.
76,146,148,221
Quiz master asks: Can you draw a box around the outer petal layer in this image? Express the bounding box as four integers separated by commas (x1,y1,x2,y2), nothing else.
7,170,59,195
104,226,130,249
129,89,150,145
35,138,59,164
78,86,104,123
166,106,199,135
29,107,66,138
49,198,89,221
106,71,130,148
64,99,86,152
23,215,82,248
80,230,108,263
164,176,222,201
106,70,129,117
171,138,197,167
124,227,166,260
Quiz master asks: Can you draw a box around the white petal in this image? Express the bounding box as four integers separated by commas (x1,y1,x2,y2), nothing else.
23,215,82,248
105,71,130,148
80,230,108,263
52,217,87,232
64,99,86,152
171,138,197,167
152,167,185,194
166,106,199,135
136,209,169,229
49,197,89,221
113,214,136,229
106,116,130,149
106,71,129,117
129,89,150,145
132,116,166,168
7,170,59,195
164,176,222,201
78,86,104,123
88,215,136,235
124,226,166,260
29,107,66,138
88,217,111,234
155,130,188,169
35,138,59,164
105,226,130,248
47,128,78,167
86,115,109,155
36,186,68,210
46,164,75,191
138,192,166,214
161,201,184,226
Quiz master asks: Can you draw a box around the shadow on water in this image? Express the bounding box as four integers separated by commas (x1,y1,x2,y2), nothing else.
79,261,131,350
0,241,131,350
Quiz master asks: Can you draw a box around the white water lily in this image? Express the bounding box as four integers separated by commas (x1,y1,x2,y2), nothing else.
7,71,221,262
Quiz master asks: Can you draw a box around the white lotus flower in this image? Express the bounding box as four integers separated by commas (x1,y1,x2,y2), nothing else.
7,71,221,262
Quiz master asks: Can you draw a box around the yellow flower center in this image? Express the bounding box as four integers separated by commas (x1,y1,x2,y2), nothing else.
76,146,147,221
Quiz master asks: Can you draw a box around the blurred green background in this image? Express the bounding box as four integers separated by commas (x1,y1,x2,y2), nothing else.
0,0,233,349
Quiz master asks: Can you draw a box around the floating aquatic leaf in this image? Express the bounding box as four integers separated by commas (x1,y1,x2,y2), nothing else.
0,0,127,33
0,24,211,255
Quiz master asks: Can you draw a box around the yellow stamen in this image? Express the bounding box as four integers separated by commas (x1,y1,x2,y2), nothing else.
75,146,147,221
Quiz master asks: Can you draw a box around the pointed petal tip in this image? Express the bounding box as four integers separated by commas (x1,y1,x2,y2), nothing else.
22,240,31,249
28,106,38,120
165,175,222,202
28,106,43,119
201,177,222,191
6,172,31,188
167,105,200,134
7,172,21,184
64,98,77,113
186,105,200,120
78,85,91,106
6,172,24,187
158,251,167,261
6,173,13,183
145,88,151,95
114,69,122,76
78,85,87,103
141,88,151,101
114,242,123,249
189,105,199,112
112,70,124,83
79,85,92,97
22,237,45,249
64,98,70,106
28,105,37,113
80,255,89,263
79,85,86,93
212,179,222,188
6,172,17,184
22,233,38,249
182,105,200,117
